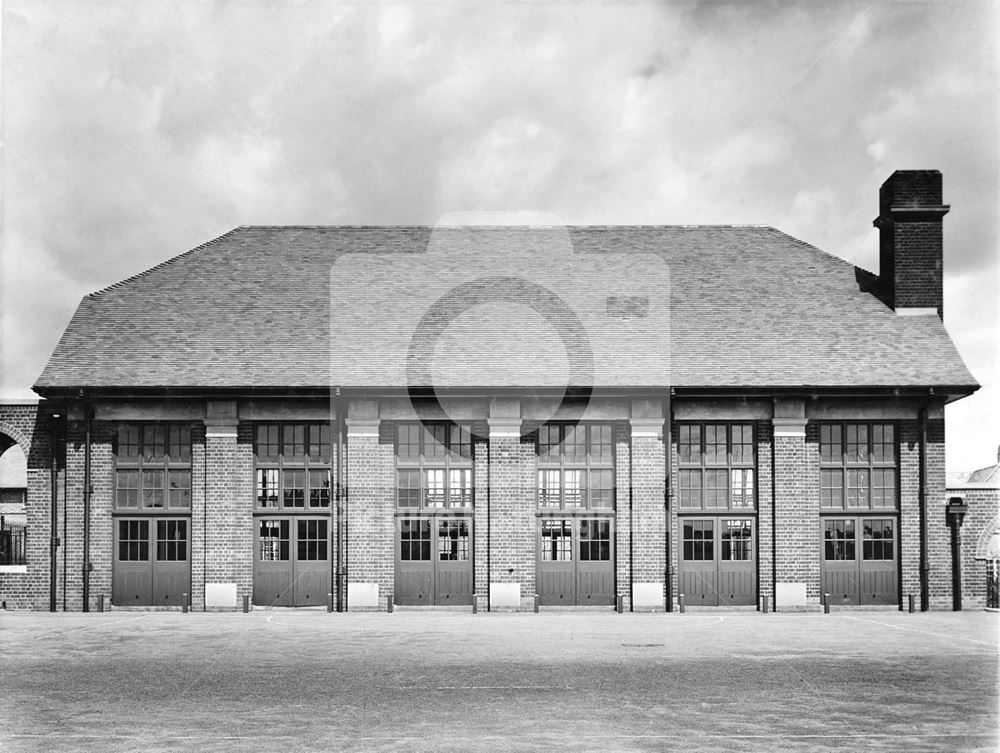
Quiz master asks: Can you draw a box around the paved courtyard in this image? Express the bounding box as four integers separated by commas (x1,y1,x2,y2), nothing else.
0,608,996,752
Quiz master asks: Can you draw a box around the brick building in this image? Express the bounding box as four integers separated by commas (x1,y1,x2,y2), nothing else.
0,170,986,612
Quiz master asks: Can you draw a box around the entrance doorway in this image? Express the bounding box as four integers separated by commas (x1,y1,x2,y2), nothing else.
536,517,614,606
113,518,190,606
678,517,756,606
394,515,473,605
253,517,330,606
821,517,897,605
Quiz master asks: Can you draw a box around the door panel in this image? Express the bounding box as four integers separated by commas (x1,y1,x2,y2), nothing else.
293,519,329,607
679,519,718,606
255,518,293,606
435,518,473,605
718,518,755,606
396,518,433,606
153,519,190,606
114,519,151,605
538,519,576,606
577,518,614,605
860,518,897,605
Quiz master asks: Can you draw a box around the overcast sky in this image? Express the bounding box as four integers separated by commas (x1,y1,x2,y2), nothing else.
1,0,997,473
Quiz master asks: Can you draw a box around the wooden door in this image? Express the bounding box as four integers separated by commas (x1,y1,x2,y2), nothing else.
821,518,860,605
293,518,329,607
152,519,190,606
577,518,614,605
396,517,433,605
113,519,152,606
717,518,755,606
538,518,575,606
255,518,293,606
860,518,897,605
679,518,717,606
435,517,473,605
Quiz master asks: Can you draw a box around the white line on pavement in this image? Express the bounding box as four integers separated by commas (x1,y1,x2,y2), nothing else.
841,615,998,646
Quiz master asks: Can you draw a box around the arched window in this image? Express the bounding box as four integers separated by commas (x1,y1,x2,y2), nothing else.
0,437,27,566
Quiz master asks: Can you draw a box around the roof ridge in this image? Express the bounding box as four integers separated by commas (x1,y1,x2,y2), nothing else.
87,227,243,299
231,224,780,230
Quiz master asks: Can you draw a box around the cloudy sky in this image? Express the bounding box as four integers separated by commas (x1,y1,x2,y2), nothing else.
1,0,997,473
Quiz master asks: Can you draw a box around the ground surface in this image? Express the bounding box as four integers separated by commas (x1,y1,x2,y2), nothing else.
0,608,996,752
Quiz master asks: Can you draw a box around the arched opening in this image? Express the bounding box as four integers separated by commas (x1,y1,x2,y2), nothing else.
0,437,28,566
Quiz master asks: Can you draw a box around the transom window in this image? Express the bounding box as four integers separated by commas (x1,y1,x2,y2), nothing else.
819,423,897,510
396,423,474,509
115,424,192,511
255,424,331,510
677,424,755,511
536,423,614,510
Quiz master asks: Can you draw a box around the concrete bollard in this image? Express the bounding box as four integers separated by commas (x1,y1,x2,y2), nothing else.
823,593,830,614
908,594,915,614
762,595,769,614
387,594,394,613
472,595,478,614
182,594,188,614
327,593,333,613
616,594,624,613
533,594,539,613
242,594,249,613
678,593,685,614
97,593,105,613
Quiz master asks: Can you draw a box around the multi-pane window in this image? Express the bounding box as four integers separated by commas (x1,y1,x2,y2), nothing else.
721,519,753,561
438,519,470,561
819,424,897,510
395,423,474,509
579,519,611,561
255,424,332,510
536,423,614,510
115,424,192,511
682,520,714,561
297,519,328,561
259,519,290,561
863,519,895,561
677,424,755,510
823,519,856,560
400,518,432,561
540,519,573,561
118,520,149,561
156,520,187,561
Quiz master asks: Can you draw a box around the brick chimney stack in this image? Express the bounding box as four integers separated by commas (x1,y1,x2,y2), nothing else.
873,170,950,319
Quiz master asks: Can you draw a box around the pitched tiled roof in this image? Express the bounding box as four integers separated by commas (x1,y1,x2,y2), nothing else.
33,226,978,392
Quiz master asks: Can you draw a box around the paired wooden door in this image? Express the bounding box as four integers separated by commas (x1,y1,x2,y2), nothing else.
253,517,330,607
395,515,473,606
536,517,614,606
678,517,756,607
113,518,190,606
821,517,897,606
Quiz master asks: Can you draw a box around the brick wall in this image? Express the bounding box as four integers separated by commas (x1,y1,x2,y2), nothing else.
629,425,665,607
345,422,394,606
486,430,536,604
773,426,820,601
756,421,774,608
614,422,631,605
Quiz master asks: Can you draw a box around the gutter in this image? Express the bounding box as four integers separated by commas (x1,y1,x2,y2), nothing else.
919,403,930,611
334,387,345,612
82,396,92,612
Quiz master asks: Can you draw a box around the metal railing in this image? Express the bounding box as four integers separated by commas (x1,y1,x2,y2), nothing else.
0,516,27,566
987,564,999,610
